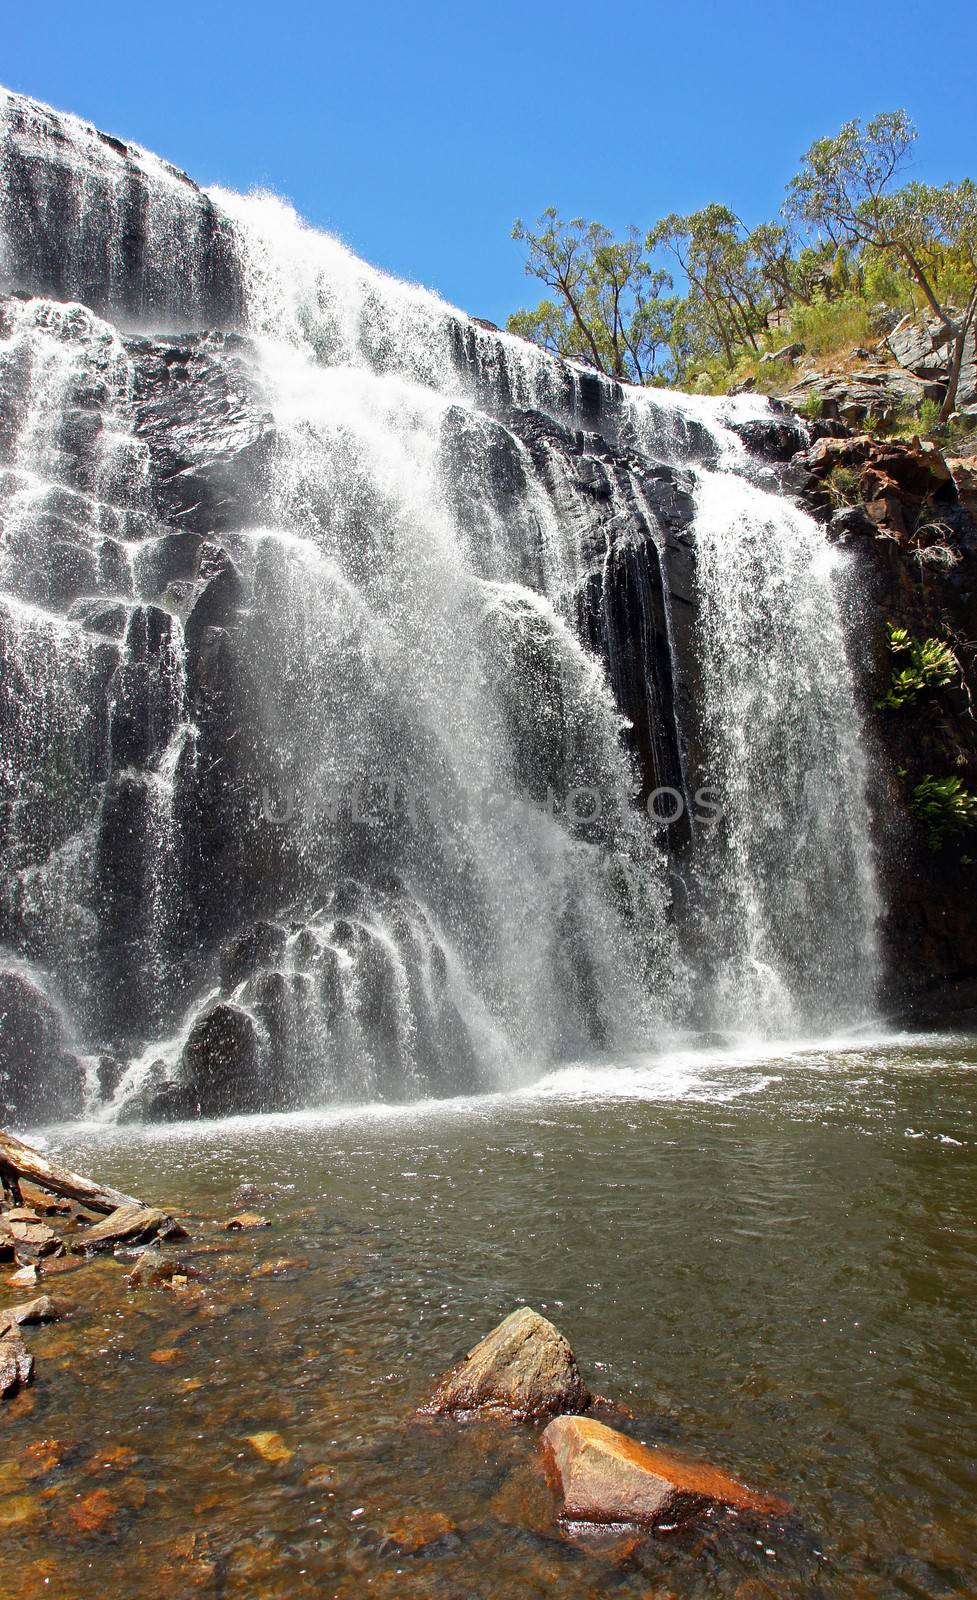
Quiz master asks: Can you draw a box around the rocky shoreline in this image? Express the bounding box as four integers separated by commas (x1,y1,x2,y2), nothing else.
3,1129,790,1559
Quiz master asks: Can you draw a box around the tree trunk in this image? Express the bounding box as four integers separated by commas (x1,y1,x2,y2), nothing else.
0,1128,139,1214
939,289,977,425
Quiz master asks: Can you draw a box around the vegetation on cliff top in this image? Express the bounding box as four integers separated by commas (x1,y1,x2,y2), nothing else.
509,112,977,423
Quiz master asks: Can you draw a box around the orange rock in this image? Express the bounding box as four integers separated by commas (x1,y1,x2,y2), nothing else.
246,1429,293,1463
88,1444,139,1473
23,1438,77,1477
379,1509,457,1554
63,1487,119,1537
250,1255,309,1278
224,1212,270,1231
149,1347,184,1365
541,1415,786,1528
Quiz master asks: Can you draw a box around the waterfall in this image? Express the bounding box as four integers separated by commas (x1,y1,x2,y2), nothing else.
0,86,881,1124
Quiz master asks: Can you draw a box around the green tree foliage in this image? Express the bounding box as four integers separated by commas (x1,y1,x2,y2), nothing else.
786,114,977,420
508,110,976,411
509,211,680,383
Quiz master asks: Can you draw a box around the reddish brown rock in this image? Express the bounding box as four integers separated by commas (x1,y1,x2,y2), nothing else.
425,1307,589,1419
541,1415,785,1529
948,455,977,518
126,1253,199,1289
61,1487,120,1538
87,1444,139,1474
378,1509,458,1554
6,1216,62,1258
0,1293,72,1331
23,1438,78,1476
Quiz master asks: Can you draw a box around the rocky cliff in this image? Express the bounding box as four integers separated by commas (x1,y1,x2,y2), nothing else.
782,424,977,1022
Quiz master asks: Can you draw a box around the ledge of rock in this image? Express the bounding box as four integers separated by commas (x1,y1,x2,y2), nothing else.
0,1294,71,1334
424,1306,590,1419
71,1204,188,1254
541,1415,785,1529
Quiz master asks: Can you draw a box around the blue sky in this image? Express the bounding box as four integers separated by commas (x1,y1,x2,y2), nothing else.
6,1,977,326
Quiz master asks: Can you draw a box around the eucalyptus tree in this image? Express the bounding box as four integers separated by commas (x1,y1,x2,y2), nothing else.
508,210,680,383
787,113,977,420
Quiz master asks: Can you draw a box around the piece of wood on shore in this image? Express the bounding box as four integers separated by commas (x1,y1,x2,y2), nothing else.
0,1128,139,1216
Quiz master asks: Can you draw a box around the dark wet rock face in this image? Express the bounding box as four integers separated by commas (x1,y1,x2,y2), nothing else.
0,972,83,1124
783,429,977,1021
0,89,243,328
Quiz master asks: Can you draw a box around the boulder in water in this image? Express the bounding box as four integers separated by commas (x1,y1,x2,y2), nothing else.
0,1330,33,1398
540,1415,785,1528
0,1294,71,1332
172,1002,265,1118
425,1307,589,1419
0,972,83,1125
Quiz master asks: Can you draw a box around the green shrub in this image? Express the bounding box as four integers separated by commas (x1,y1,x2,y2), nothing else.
797,390,823,422
787,294,876,358
876,623,958,709
916,396,942,436
825,463,862,507
910,774,977,852
752,358,797,394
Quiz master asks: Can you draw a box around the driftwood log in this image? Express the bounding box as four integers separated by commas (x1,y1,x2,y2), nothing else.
0,1129,138,1214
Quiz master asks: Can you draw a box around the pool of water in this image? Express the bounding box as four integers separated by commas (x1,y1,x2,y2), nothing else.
3,1031,977,1598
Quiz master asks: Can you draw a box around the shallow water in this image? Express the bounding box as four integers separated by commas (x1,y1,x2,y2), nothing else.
4,1032,977,1598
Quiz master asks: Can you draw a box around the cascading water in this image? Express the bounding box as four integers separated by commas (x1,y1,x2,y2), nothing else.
0,86,881,1125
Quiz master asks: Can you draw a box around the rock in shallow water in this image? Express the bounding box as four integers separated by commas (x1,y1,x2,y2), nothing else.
425,1306,589,1419
0,1293,71,1332
71,1205,188,1253
541,1415,786,1528
0,1331,33,1398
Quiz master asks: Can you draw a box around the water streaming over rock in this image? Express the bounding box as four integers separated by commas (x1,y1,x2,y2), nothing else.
0,86,881,1123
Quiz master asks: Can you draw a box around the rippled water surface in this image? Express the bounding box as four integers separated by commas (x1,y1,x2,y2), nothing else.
4,1033,977,1598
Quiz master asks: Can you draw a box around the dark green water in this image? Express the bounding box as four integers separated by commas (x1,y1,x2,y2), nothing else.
3,1032,976,1598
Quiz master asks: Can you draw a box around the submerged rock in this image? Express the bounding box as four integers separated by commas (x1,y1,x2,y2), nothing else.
425,1307,589,1419
224,1212,271,1231
378,1510,459,1555
246,1430,292,1463
541,1415,785,1528
126,1253,199,1289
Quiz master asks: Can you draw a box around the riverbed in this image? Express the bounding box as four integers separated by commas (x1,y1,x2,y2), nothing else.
3,1031,976,1598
